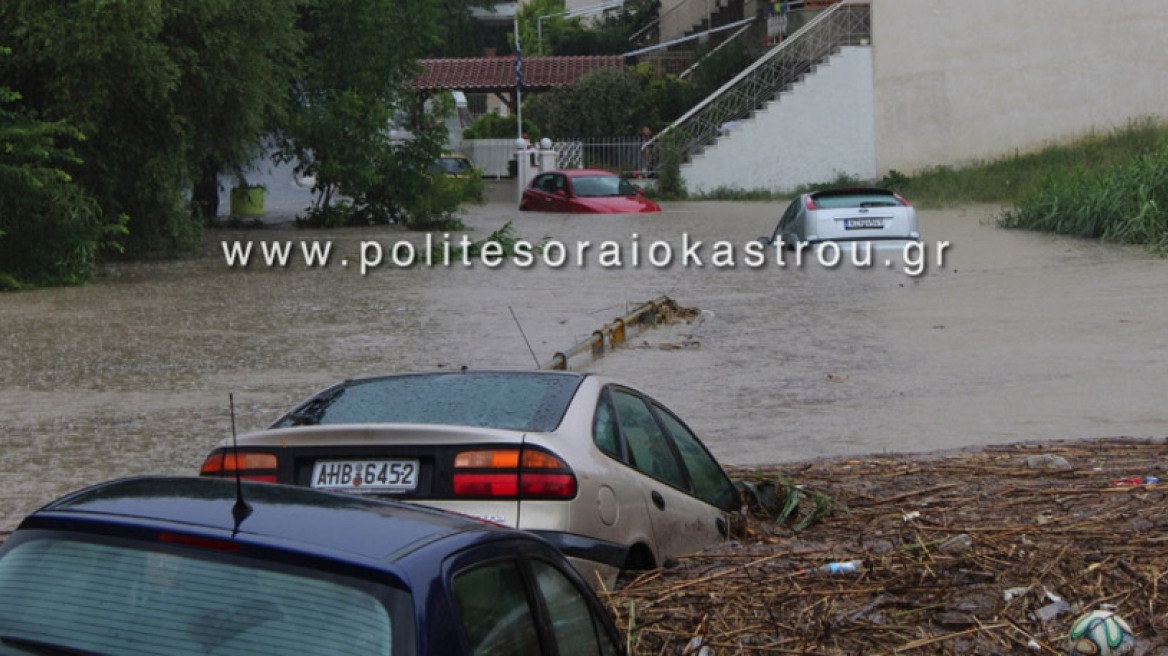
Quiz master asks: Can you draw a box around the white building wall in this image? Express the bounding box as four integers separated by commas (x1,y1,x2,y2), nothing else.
872,0,1168,174
682,46,875,194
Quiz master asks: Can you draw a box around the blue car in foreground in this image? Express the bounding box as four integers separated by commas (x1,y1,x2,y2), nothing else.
0,476,623,656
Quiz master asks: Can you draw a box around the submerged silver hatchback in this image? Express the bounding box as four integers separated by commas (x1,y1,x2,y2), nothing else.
200,371,741,588
762,187,920,250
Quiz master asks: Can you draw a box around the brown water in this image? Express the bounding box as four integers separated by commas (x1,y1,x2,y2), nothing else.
2,195,1167,530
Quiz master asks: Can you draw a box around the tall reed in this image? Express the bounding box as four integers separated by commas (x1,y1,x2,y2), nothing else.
998,141,1168,254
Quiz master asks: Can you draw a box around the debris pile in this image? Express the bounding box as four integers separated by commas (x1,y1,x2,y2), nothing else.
604,437,1168,654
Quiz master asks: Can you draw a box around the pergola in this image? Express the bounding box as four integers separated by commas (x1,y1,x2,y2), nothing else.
412,55,625,113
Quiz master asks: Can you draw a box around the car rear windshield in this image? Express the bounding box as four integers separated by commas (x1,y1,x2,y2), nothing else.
571,175,637,198
812,191,900,209
435,157,471,175
0,532,414,656
274,372,583,432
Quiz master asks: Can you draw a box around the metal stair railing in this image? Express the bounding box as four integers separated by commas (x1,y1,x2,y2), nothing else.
645,0,870,159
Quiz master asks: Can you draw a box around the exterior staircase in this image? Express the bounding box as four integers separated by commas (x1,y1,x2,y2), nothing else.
646,1,871,191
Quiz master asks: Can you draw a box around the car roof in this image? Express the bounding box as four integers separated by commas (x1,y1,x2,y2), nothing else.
28,476,516,563
808,186,898,199
549,169,617,178
336,369,585,385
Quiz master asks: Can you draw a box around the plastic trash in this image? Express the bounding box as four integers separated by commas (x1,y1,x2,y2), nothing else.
938,533,973,553
1004,587,1029,602
1026,454,1071,469
1032,600,1071,621
1109,476,1158,487
819,560,864,575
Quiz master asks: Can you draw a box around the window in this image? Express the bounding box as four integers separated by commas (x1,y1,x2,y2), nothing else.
452,560,540,656
592,394,621,459
570,175,630,198
530,560,618,656
777,199,800,231
535,174,557,193
0,534,408,656
812,191,899,209
273,372,583,432
655,406,739,511
611,390,686,489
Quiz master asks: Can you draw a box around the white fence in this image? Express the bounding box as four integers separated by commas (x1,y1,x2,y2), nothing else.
461,139,517,178
461,137,657,178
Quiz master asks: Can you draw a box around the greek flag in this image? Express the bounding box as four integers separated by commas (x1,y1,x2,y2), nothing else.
515,41,523,90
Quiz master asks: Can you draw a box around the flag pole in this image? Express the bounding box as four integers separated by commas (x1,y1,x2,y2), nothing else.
514,16,523,143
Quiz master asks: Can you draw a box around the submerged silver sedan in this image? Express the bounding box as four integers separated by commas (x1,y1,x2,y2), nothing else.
199,370,740,587
761,187,921,249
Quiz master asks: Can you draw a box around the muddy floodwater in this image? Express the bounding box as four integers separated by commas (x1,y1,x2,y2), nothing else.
2,189,1167,531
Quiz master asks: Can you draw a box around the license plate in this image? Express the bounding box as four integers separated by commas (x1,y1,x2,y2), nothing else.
311,460,418,491
844,218,884,229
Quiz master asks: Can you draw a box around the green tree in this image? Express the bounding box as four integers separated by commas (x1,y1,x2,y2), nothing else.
434,0,505,58
0,48,124,289
526,68,646,137
515,0,564,57
1,0,195,257
162,0,304,222
516,0,659,57
279,0,455,227
687,40,754,101
1,0,306,257
463,113,541,141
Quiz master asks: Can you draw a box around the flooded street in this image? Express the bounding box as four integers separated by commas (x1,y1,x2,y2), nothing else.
2,189,1167,531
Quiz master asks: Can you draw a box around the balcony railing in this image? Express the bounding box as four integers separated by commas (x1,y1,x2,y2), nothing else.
645,0,870,160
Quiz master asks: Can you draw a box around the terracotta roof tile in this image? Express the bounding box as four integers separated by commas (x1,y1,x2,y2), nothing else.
413,56,625,91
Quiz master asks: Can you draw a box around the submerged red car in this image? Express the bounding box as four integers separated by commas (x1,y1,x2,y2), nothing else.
519,169,661,214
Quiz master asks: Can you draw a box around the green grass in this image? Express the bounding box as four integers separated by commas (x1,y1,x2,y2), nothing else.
998,141,1168,253
892,118,1168,209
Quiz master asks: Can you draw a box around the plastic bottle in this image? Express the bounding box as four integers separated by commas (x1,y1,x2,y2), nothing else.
819,559,864,575
938,533,973,553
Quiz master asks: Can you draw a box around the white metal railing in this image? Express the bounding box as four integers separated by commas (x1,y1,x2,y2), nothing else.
462,137,658,178
645,0,870,159
553,137,657,177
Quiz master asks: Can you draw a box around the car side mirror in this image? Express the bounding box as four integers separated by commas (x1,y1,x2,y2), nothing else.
756,236,771,246
635,187,645,197
555,189,567,198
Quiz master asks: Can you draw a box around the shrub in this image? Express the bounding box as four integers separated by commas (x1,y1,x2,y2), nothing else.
654,131,688,200
463,113,541,141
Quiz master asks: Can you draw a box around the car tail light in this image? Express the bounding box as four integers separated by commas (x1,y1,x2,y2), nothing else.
804,196,818,210
199,450,278,483
894,193,912,207
452,448,577,499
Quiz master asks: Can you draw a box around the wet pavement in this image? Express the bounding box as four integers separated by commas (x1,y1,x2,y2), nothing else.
2,181,1167,530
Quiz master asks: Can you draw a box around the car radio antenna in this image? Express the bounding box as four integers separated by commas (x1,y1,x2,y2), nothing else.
228,393,252,536
508,306,541,369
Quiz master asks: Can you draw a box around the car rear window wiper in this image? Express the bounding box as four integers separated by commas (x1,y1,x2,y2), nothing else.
2,635,114,656
283,387,347,426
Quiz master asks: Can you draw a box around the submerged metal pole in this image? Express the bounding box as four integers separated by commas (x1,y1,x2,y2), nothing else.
541,296,683,370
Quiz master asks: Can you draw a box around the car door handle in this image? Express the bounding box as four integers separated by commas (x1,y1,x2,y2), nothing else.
651,491,665,510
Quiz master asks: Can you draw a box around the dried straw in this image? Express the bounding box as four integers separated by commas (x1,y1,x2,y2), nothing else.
604,437,1168,655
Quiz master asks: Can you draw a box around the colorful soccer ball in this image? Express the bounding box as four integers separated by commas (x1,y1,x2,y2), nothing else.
1067,610,1135,656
